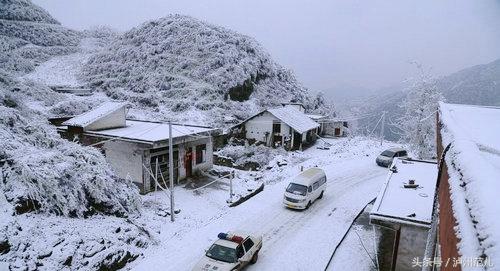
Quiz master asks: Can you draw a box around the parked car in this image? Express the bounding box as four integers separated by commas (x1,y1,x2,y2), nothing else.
376,148,408,167
283,168,327,210
192,232,263,271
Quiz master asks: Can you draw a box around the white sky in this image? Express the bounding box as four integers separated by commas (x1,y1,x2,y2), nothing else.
34,0,500,93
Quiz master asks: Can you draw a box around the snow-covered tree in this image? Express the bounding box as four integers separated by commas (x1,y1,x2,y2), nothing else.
308,92,336,117
396,63,444,159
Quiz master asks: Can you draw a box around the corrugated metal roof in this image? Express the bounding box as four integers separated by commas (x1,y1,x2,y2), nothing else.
83,120,219,143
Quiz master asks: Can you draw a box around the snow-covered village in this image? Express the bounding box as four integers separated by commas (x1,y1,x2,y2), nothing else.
1,0,500,270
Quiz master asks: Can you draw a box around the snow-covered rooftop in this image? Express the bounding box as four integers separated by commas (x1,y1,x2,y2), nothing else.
62,102,128,128
439,102,500,265
370,158,438,227
268,106,320,134
81,120,219,144
306,114,326,120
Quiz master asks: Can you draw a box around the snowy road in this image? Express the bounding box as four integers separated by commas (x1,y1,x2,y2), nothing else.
131,140,390,271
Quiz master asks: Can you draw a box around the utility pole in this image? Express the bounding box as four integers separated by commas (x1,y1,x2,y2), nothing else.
380,111,386,146
229,171,234,203
168,121,175,222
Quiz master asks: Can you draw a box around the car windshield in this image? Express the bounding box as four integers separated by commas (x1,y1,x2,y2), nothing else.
381,150,395,157
205,244,237,263
286,183,308,196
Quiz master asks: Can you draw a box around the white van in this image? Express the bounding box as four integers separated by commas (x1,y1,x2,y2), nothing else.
283,168,327,210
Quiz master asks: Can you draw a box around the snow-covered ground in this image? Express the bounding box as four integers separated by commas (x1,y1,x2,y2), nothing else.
129,137,397,270
21,38,102,87
328,204,377,271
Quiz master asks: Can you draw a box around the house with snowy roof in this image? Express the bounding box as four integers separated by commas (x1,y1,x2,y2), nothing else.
369,158,438,271
436,102,500,270
306,114,349,137
279,102,348,137
231,103,320,150
56,102,221,194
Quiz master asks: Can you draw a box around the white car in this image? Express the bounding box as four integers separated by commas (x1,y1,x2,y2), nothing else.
283,168,327,210
192,232,263,271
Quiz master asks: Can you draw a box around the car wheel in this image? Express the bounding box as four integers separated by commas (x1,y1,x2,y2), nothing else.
318,191,324,199
250,250,259,264
306,201,311,209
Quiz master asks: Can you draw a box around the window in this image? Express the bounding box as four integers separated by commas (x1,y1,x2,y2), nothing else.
196,144,206,164
308,186,312,193
273,122,281,133
321,177,327,185
236,245,244,258
243,238,254,252
286,183,307,196
313,182,319,190
206,244,237,263
399,151,408,157
381,150,395,157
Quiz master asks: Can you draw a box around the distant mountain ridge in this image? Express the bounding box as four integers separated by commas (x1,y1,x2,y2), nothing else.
351,58,500,141
438,58,500,106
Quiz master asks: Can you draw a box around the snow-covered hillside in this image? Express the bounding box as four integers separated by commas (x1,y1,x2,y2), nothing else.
0,0,80,76
0,1,153,269
82,15,330,126
437,58,500,106
0,0,59,24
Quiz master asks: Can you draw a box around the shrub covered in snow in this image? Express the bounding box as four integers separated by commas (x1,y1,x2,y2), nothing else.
81,15,329,127
0,0,60,24
0,214,151,270
215,143,287,169
0,87,141,217
0,0,81,76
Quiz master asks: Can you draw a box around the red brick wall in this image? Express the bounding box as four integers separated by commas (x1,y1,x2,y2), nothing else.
437,114,461,270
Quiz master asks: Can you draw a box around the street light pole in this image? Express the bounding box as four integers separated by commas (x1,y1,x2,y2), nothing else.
380,111,386,146
169,121,175,222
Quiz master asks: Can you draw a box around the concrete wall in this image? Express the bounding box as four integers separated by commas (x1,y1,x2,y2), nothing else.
323,121,347,137
178,137,214,176
103,140,143,187
85,107,126,131
395,224,429,270
244,112,276,144
103,136,214,194
373,221,429,271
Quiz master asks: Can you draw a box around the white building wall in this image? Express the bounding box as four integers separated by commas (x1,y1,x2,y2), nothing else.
244,112,277,144
185,137,214,173
103,140,143,187
284,104,305,113
323,121,347,136
86,107,126,131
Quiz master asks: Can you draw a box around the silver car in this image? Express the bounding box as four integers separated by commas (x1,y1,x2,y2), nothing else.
376,148,408,167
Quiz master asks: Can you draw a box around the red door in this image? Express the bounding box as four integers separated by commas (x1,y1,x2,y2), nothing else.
334,128,341,136
185,148,193,177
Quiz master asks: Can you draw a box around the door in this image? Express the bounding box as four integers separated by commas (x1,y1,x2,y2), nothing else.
185,147,193,177
334,128,341,136
293,131,301,150
241,238,255,264
312,181,320,199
